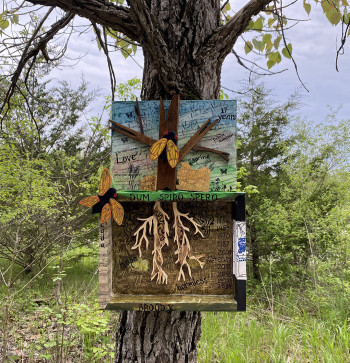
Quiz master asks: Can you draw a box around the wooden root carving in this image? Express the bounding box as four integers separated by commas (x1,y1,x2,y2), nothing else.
173,202,205,282
132,201,205,284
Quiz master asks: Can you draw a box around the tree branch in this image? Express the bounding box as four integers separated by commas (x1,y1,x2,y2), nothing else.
1,10,74,126
26,0,140,41
196,0,272,61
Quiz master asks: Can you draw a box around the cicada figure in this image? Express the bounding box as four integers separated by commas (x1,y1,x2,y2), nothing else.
149,131,179,168
79,168,124,225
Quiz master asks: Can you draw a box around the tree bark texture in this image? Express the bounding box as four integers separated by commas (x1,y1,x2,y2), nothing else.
139,0,221,100
115,311,202,363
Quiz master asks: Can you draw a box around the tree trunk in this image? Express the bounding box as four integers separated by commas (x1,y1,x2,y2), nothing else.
115,2,222,362
140,0,222,100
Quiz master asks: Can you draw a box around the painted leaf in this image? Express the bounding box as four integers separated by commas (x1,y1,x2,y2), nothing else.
79,196,100,208
101,203,111,224
149,138,167,160
166,140,179,168
99,168,112,196
110,199,124,225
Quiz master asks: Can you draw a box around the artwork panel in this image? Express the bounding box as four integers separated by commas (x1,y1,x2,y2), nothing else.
111,100,237,192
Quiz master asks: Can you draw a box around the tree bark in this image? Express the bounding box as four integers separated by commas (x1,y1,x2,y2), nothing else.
115,311,202,363
115,2,221,362
138,0,222,100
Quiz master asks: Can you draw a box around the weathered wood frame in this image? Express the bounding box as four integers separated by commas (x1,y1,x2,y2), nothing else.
99,194,246,312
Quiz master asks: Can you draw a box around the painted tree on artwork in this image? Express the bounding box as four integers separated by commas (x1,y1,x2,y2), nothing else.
1,0,350,362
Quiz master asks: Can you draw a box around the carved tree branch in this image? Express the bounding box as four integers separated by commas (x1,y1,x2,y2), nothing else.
26,0,140,41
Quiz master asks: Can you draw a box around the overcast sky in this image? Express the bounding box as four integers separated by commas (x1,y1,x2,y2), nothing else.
49,1,350,124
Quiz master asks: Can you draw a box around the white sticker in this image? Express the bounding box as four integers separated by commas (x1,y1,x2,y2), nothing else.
233,221,247,280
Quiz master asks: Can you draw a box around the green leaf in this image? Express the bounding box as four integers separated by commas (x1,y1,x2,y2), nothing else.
0,19,9,30
246,20,254,30
276,51,282,63
321,0,332,14
303,1,311,15
327,8,342,25
12,13,19,24
262,33,272,45
132,44,138,54
253,17,263,31
267,59,276,69
269,51,282,63
268,17,276,28
274,36,281,49
244,41,253,54
266,41,273,51
121,48,130,59
252,38,263,51
223,2,231,13
282,43,292,59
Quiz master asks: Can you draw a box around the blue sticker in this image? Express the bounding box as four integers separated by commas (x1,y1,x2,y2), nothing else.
238,237,246,254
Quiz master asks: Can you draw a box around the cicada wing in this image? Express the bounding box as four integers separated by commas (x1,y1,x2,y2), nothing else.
99,168,112,196
166,139,179,168
149,138,167,161
79,196,100,208
100,203,111,224
109,199,124,226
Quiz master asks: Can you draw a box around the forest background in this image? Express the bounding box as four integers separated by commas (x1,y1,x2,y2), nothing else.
0,71,349,361
0,0,350,362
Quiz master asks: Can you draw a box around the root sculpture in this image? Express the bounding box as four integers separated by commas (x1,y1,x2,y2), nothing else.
172,202,205,281
132,202,205,284
132,201,170,284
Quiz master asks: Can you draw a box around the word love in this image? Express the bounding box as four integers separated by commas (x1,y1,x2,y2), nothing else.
115,152,138,164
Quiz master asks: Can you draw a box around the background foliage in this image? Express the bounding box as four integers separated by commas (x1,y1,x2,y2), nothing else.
0,76,349,361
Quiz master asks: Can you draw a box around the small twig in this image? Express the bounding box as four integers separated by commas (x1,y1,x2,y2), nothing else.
92,22,117,101
135,98,144,134
274,0,309,92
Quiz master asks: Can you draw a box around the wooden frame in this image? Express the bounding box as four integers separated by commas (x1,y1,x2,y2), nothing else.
99,195,246,312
